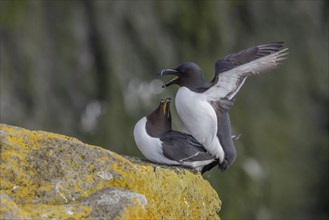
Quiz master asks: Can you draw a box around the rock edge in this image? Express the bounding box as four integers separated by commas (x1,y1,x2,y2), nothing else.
0,124,221,219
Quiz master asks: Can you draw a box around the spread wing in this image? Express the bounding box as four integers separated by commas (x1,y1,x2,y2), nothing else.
206,42,288,101
160,131,216,163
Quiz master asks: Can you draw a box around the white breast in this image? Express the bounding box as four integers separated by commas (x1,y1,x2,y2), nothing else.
133,117,179,165
175,87,225,162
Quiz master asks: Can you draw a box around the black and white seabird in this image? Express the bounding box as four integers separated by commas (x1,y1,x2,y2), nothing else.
133,98,218,172
159,42,288,168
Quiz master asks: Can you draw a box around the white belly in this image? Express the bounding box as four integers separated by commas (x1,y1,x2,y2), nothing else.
175,87,225,162
133,117,179,165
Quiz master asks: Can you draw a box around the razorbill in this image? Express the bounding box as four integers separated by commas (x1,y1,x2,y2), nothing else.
159,42,288,166
133,98,218,173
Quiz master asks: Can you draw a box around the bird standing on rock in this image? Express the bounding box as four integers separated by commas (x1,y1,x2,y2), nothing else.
134,98,220,173
160,42,288,170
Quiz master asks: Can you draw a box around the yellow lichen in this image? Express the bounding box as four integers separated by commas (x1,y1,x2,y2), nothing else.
0,124,221,219
18,204,92,219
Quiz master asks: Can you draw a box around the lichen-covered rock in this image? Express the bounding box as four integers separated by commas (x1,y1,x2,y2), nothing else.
0,124,221,219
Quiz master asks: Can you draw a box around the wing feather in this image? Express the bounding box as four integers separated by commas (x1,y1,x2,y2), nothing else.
161,131,216,162
213,42,284,76
206,44,288,101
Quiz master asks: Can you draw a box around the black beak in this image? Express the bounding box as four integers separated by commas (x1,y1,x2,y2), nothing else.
159,69,179,76
159,69,180,88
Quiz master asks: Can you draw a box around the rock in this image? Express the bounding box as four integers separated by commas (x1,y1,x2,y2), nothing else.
0,124,221,219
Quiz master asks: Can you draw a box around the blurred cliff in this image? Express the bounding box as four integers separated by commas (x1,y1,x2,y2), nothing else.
1,1,328,219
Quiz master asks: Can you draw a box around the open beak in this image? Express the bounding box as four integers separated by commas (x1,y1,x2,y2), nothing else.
163,97,171,118
159,69,180,88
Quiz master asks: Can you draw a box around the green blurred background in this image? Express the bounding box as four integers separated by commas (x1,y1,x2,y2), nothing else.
1,0,328,219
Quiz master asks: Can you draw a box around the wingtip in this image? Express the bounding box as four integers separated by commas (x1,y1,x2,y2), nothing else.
258,42,285,50
276,48,289,60
280,47,289,52
275,41,284,45
271,41,284,46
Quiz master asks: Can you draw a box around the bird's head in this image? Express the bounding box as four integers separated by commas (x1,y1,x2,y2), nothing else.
159,62,206,90
146,97,172,137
